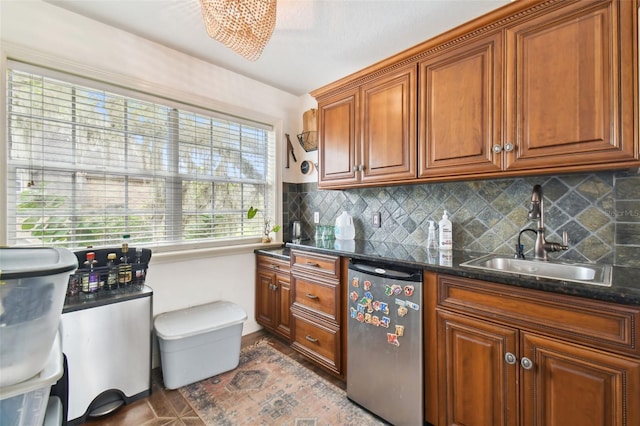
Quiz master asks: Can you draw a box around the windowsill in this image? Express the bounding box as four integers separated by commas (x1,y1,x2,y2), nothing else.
149,241,284,264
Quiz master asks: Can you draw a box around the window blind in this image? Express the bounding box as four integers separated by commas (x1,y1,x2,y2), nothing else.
5,62,276,250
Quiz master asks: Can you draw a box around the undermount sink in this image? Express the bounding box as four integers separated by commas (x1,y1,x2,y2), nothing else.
460,254,612,286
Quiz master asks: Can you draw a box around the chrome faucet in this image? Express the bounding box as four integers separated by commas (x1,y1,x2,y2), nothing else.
526,184,569,260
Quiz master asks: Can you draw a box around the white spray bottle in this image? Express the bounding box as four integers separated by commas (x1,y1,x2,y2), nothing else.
427,220,438,250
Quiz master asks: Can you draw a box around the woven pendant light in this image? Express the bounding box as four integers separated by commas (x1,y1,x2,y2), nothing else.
199,0,277,61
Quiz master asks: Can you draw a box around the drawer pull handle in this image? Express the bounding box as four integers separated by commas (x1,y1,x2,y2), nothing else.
270,264,280,269
305,262,321,267
305,293,319,300
305,335,319,343
504,352,517,365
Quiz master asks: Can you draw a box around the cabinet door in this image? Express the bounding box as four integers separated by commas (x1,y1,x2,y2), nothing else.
437,310,519,426
504,0,638,171
521,332,640,426
361,64,417,183
317,88,359,187
275,274,291,340
419,31,503,178
255,268,276,329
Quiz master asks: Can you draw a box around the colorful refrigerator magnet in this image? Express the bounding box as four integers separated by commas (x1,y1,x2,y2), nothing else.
404,285,415,297
363,280,372,290
387,333,400,347
398,306,408,317
395,325,405,337
351,277,360,288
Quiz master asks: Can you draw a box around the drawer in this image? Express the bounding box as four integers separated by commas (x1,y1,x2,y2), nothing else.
437,274,640,357
256,255,290,273
291,250,339,279
291,309,341,375
291,275,340,322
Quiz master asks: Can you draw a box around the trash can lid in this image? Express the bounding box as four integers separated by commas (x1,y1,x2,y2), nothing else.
0,247,78,280
154,301,247,341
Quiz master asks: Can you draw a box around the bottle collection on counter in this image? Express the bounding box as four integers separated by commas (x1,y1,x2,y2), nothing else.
66,235,150,297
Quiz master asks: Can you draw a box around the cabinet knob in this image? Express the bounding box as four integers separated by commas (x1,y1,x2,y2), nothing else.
504,143,515,152
352,165,358,172
359,164,365,172
305,293,319,300
492,144,503,154
520,357,534,370
269,284,278,291
504,352,517,365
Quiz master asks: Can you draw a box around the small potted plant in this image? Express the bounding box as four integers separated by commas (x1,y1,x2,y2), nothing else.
247,207,281,243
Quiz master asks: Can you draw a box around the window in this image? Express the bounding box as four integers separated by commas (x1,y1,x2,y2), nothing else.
5,61,276,250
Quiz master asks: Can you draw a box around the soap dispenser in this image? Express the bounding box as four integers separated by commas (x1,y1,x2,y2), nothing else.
439,210,453,250
426,220,438,250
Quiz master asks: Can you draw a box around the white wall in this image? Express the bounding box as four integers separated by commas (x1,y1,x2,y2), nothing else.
282,94,320,184
0,0,310,363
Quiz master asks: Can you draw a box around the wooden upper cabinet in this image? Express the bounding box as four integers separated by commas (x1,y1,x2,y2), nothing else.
360,64,417,183
317,88,359,187
419,31,503,178
504,0,638,171
316,64,417,188
312,0,639,188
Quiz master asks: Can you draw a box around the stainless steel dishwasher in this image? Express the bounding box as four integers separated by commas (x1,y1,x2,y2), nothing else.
347,260,423,426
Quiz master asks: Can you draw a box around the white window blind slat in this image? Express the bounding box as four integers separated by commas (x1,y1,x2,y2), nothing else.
6,62,276,250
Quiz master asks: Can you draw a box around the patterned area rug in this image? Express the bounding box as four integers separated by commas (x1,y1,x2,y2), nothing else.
179,340,388,425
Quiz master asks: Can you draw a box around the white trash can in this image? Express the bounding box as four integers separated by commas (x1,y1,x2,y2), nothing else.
154,301,247,389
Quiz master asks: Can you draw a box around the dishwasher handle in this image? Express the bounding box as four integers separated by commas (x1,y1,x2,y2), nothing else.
348,260,422,282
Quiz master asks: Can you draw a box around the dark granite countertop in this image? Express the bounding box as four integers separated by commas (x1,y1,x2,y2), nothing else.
255,239,640,307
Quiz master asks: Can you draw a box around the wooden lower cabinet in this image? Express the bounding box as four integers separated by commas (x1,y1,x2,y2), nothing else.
437,310,518,426
290,250,344,378
290,308,341,375
255,255,291,341
521,333,640,426
435,273,640,426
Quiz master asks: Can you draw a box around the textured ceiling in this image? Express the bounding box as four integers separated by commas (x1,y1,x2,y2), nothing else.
44,0,510,96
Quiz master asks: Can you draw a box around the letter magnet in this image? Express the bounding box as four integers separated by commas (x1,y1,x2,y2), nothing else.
387,333,400,347
403,285,415,297
351,277,359,288
395,325,405,337
363,280,372,291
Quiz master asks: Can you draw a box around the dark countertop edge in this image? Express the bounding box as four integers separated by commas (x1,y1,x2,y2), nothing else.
254,245,290,260
63,285,153,313
254,241,640,307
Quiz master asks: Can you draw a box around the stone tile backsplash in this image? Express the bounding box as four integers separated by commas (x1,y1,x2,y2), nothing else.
283,170,640,268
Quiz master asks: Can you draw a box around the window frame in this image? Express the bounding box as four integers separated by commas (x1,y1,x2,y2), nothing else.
1,52,282,254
